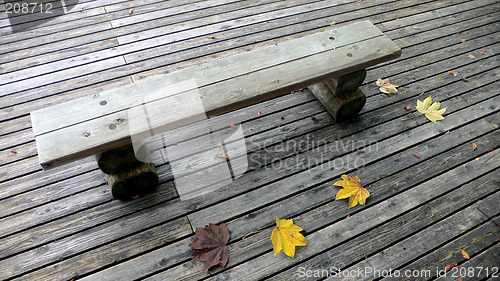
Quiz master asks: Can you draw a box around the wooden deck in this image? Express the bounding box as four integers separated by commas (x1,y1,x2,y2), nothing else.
0,0,499,280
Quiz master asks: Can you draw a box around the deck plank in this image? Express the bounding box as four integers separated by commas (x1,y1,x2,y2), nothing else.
0,0,498,280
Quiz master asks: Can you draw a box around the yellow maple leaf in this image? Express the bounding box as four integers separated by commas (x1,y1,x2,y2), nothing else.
333,174,370,208
271,217,307,258
376,78,398,94
415,95,446,123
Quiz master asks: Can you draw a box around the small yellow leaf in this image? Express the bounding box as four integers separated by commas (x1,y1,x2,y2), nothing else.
472,143,477,150
415,95,446,123
333,175,370,208
461,38,467,43
462,250,470,259
271,217,307,258
216,143,223,147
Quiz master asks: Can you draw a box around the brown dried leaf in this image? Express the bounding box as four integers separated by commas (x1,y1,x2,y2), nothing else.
376,78,398,94
364,253,368,260
10,149,17,154
472,143,478,151
413,153,421,158
403,87,407,93
128,8,133,15
258,111,262,116
405,105,411,110
462,250,470,259
131,195,139,199
479,50,486,55
430,214,435,218
207,35,216,39
189,223,230,271
468,54,476,59
445,263,457,272
488,148,494,152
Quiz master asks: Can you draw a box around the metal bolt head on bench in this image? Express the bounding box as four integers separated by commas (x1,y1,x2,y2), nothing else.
30,20,401,199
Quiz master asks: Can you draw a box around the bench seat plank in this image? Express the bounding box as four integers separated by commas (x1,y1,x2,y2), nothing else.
31,20,401,169
31,20,382,136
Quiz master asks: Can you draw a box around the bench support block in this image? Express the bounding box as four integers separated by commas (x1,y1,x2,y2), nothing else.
308,69,367,122
96,143,159,200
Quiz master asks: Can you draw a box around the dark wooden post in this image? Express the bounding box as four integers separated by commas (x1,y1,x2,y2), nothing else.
308,69,367,122
96,142,159,200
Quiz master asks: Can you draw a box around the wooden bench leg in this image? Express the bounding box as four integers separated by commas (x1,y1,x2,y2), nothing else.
308,69,367,122
96,142,159,200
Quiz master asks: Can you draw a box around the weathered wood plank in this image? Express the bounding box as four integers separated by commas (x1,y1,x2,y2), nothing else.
201,151,500,281
30,20,384,136
138,119,500,281
187,95,500,228
323,192,500,281
0,0,484,116
33,27,401,169
435,243,500,281
382,215,499,281
0,216,193,280
90,149,500,281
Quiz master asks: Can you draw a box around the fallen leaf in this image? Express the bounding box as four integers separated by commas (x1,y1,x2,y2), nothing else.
405,105,411,110
403,87,407,93
189,223,230,271
219,153,230,159
414,153,421,158
376,78,398,94
479,50,486,55
131,194,139,199
476,157,480,161
448,70,457,76
275,19,278,23
461,38,467,43
430,214,435,218
207,35,216,39
472,143,477,151
462,250,470,259
346,214,350,218
415,95,447,123
488,148,494,152
216,143,223,147
333,175,370,208
271,217,307,258
230,122,236,129
10,149,17,154
445,131,450,134
128,8,133,15
296,145,303,151
311,116,316,121
445,264,457,272
364,253,368,259
419,92,425,96
329,21,336,26
258,111,262,116
468,54,476,59
281,115,285,120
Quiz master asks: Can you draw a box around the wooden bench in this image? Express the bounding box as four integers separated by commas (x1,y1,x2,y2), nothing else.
30,20,401,199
